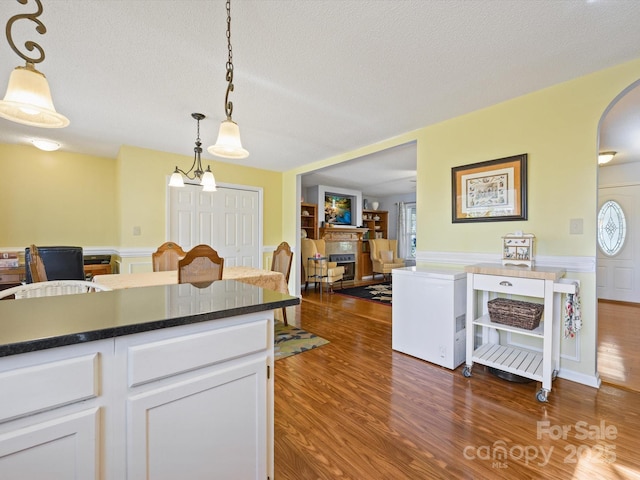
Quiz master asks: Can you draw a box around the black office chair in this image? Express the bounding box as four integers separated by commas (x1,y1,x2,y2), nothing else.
24,246,85,283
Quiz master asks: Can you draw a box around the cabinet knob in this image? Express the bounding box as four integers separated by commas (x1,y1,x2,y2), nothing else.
499,281,513,287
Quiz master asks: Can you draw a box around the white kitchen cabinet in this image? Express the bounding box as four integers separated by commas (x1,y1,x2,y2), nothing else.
121,316,272,480
0,311,274,479
0,408,99,480
127,359,267,480
463,263,575,402
392,266,467,369
0,340,111,480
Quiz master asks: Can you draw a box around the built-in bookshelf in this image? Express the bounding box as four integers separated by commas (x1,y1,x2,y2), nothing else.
362,209,388,239
301,203,318,239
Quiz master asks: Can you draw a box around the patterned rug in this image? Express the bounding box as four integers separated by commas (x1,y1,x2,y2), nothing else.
274,322,329,360
334,282,392,305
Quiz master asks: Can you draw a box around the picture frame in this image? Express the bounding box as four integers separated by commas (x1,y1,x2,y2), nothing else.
451,154,528,223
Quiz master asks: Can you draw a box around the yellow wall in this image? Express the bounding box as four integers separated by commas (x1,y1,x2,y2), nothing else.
416,59,640,380
116,145,283,271
286,58,640,382
0,144,282,271
0,144,117,246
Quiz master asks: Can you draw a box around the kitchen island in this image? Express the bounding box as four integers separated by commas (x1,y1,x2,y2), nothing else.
0,279,299,480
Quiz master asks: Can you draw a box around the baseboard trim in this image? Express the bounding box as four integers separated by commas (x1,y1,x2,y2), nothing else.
557,369,601,389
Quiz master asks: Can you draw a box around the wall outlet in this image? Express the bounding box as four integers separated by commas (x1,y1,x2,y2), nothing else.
133,226,141,236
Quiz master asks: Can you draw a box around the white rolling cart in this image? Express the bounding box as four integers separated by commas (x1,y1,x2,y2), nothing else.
462,263,577,402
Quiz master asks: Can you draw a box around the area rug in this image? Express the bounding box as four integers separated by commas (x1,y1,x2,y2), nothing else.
334,282,392,305
274,322,329,360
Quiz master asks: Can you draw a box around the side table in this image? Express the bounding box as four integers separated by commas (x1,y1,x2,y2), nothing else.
307,256,328,300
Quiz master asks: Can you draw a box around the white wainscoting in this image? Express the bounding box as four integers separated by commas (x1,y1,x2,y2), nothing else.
417,251,595,273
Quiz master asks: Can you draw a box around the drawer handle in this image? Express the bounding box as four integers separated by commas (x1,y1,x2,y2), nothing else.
499,281,513,287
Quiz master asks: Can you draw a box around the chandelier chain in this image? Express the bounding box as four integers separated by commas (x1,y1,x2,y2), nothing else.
6,0,47,65
224,0,234,120
226,0,233,67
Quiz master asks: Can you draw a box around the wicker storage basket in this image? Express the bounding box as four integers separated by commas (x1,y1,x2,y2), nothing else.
487,298,543,330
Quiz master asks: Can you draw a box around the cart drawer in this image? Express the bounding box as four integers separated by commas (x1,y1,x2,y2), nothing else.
473,274,544,297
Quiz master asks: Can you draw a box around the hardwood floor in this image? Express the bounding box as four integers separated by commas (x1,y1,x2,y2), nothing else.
274,289,640,479
598,299,640,392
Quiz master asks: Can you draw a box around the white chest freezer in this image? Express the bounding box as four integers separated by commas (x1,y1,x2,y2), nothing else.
392,266,467,369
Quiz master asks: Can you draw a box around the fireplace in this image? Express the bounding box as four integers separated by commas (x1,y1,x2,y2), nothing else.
329,254,356,281
321,226,367,281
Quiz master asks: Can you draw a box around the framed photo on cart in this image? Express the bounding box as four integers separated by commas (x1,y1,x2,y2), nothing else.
451,153,528,223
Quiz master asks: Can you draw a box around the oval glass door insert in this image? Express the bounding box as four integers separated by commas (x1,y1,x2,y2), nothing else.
597,200,626,256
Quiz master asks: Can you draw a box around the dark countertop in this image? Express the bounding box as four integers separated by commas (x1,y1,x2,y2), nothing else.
0,280,299,358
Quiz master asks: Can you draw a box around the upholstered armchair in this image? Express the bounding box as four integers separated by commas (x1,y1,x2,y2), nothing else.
300,238,345,292
369,238,405,281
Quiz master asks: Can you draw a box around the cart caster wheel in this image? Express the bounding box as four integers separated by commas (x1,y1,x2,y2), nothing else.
536,389,548,403
462,366,472,378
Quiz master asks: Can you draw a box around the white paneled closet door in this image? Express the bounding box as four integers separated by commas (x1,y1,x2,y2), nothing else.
169,185,261,268
215,187,260,267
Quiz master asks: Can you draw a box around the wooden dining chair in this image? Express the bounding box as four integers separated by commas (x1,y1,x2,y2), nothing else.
178,244,224,286
152,242,187,272
25,246,84,283
271,242,293,325
28,245,48,283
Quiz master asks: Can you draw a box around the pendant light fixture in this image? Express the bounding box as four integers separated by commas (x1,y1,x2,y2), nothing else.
31,138,60,151
0,0,69,128
598,151,616,165
207,0,249,159
169,113,217,192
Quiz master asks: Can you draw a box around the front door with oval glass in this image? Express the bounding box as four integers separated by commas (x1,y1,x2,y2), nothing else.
597,192,636,302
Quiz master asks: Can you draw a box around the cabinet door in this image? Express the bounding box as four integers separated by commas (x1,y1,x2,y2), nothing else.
128,357,268,480
359,251,372,278
0,408,99,480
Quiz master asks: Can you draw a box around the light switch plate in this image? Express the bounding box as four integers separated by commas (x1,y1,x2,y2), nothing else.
570,218,583,235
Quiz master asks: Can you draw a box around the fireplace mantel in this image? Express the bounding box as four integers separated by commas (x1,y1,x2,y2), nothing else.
320,227,368,242
319,227,369,282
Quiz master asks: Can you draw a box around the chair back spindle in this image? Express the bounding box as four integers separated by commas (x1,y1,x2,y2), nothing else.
28,244,48,283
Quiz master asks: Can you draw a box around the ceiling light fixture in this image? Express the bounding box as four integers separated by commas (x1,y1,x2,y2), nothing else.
31,139,60,151
169,113,217,192
0,0,69,128
207,0,249,159
598,151,616,165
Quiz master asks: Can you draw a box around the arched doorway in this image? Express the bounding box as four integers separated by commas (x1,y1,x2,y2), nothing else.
597,79,640,392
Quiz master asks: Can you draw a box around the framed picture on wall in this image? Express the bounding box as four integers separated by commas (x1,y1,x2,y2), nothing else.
451,154,528,223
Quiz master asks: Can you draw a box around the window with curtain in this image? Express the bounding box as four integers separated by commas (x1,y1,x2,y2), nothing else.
397,202,416,260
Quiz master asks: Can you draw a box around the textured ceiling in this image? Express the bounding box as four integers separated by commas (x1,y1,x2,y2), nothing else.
1,0,640,195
